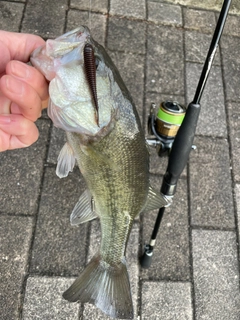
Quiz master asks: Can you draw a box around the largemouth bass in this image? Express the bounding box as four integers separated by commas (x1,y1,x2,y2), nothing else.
31,27,169,319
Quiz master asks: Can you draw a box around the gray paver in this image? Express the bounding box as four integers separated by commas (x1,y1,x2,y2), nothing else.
70,0,108,13
163,0,240,15
21,0,67,38
192,229,240,320
0,119,51,215
84,221,140,319
183,8,216,33
47,126,66,165
30,167,88,276
221,35,240,102
107,17,147,54
148,2,182,26
141,281,193,320
223,13,240,37
67,10,107,46
146,25,184,95
185,30,220,65
110,0,146,19
109,50,145,121
186,62,227,137
189,136,235,229
22,276,80,319
227,101,240,182
0,1,24,32
141,178,190,281
235,184,240,248
0,216,33,320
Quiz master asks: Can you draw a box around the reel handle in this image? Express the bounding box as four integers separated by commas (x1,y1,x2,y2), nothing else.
161,102,201,196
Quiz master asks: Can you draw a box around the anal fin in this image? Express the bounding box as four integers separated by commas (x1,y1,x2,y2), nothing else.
70,190,98,225
143,186,171,212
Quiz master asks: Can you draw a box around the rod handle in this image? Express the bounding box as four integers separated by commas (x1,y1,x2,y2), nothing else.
161,102,200,195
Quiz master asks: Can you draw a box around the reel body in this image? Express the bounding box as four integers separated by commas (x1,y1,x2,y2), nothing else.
147,101,186,155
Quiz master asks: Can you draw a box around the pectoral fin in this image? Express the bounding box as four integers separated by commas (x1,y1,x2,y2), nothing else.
143,186,171,212
70,190,98,225
56,142,76,178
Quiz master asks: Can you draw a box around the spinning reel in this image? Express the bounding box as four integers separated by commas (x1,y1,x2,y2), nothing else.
146,101,186,155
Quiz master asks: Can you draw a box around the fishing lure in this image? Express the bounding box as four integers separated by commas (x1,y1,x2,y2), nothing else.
84,43,99,125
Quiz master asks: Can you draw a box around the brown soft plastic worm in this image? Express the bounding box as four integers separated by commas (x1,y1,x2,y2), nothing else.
84,43,99,126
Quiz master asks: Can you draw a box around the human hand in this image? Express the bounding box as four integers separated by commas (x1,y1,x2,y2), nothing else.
0,30,49,152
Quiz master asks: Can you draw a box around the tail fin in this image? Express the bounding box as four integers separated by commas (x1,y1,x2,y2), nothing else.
63,255,133,319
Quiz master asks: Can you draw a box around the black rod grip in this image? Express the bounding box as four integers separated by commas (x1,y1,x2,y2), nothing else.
161,102,200,195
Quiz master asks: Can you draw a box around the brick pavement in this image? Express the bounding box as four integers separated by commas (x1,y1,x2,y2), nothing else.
0,1,240,319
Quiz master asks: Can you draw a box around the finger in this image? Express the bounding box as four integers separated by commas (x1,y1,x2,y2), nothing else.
42,97,49,110
0,40,11,76
6,61,49,101
0,75,42,121
0,31,45,74
0,92,11,114
0,114,39,151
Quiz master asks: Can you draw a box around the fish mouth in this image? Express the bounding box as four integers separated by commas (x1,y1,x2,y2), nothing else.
31,26,122,138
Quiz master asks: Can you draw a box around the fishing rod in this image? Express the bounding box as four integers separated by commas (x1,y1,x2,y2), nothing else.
141,0,232,268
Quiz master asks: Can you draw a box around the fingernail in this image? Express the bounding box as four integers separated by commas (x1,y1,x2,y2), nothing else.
0,115,11,124
10,61,30,79
5,76,23,95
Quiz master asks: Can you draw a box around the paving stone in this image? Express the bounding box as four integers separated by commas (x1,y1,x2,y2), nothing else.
186,62,227,137
189,136,235,229
47,126,66,165
30,166,88,276
107,17,147,54
141,281,193,320
141,178,190,281
227,101,240,182
21,0,67,38
22,276,80,319
192,229,240,320
109,50,145,122
0,119,51,215
148,2,182,26
235,184,240,247
223,13,240,37
0,1,24,32
185,30,221,65
162,0,240,15
0,216,33,320
146,24,184,95
70,0,108,13
67,10,107,46
84,221,140,319
183,8,216,33
221,35,240,102
110,0,146,19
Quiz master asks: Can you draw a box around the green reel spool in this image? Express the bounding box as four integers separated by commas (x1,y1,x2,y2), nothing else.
156,101,186,139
